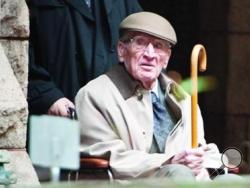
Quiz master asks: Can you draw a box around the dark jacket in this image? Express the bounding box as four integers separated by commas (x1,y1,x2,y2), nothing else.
27,0,142,114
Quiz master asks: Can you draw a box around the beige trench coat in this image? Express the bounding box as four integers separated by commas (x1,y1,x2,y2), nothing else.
75,64,222,179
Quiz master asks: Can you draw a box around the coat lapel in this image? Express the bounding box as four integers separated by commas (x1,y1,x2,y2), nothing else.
106,64,154,151
64,0,94,21
106,64,140,99
103,0,118,50
103,0,117,15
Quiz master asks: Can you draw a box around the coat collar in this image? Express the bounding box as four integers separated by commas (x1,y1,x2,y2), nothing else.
103,0,117,15
106,64,186,102
64,0,94,21
106,64,142,100
159,73,187,101
64,0,118,50
64,0,117,21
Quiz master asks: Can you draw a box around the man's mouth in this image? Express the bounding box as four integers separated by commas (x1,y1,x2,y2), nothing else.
140,63,154,70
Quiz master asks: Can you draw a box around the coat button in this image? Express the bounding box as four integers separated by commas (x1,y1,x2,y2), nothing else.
135,88,143,100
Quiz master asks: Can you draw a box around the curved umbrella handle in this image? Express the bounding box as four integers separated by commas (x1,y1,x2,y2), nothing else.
191,44,207,148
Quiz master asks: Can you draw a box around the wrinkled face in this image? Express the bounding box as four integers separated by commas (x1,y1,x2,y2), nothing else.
117,32,172,89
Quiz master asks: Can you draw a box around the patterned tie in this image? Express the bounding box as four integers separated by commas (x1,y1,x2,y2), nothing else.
151,92,174,153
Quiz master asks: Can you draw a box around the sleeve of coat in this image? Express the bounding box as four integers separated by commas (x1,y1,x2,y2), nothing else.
27,1,64,114
75,87,172,179
28,35,64,114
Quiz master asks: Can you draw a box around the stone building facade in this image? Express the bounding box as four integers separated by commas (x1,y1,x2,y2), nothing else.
0,0,38,184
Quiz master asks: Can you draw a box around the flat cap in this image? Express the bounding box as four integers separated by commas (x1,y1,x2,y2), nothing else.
120,12,177,45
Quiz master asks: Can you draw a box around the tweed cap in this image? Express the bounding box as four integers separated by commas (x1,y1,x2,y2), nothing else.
120,12,177,45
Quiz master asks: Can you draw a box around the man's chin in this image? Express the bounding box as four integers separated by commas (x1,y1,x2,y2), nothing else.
139,72,158,81
137,75,157,87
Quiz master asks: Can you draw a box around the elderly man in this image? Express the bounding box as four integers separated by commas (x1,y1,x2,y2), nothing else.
75,12,222,180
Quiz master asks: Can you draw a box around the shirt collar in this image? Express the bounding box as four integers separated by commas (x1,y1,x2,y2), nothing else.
151,80,159,98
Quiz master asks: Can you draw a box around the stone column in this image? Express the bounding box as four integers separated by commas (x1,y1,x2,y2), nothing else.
0,0,39,185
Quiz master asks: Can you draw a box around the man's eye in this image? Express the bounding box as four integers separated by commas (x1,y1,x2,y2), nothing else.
136,38,146,45
154,42,164,49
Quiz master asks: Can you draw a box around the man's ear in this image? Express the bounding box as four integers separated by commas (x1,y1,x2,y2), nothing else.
163,50,171,68
117,41,126,62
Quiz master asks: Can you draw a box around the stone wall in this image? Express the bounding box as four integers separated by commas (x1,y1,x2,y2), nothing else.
0,0,39,184
0,0,29,95
0,0,28,151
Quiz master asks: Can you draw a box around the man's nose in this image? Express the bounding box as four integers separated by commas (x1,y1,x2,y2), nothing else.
143,43,157,58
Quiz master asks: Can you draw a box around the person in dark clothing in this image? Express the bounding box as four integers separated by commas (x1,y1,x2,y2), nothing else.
27,0,142,117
